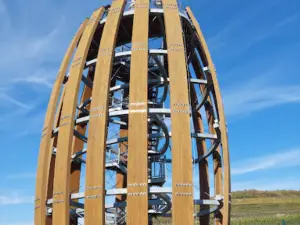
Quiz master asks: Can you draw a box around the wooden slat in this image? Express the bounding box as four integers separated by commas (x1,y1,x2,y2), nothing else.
186,7,231,225
70,69,93,195
84,1,126,225
52,8,104,225
162,1,194,224
116,128,128,202
190,46,223,224
190,86,210,225
34,19,88,225
69,69,93,225
46,86,66,225
127,0,149,224
206,102,223,225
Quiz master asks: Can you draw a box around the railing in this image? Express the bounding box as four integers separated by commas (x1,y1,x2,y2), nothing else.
151,158,166,184
101,0,187,22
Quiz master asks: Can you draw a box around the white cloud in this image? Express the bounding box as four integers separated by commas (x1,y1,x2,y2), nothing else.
233,177,300,191
0,93,31,109
0,195,33,205
5,223,33,225
223,77,300,117
6,172,36,180
0,0,6,13
232,149,300,175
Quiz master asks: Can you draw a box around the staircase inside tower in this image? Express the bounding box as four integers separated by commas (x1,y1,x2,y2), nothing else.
44,1,227,224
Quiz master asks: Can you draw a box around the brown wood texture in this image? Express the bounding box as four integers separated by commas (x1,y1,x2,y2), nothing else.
126,0,149,224
190,86,210,225
163,1,194,224
84,1,126,224
190,53,223,224
46,86,66,225
34,19,87,225
52,8,104,225
116,128,128,202
70,69,93,196
186,7,231,225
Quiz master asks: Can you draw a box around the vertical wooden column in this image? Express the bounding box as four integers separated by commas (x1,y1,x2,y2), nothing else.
127,0,149,224
186,7,231,225
70,68,94,195
34,19,87,225
52,8,104,225
69,69,94,225
206,101,223,225
190,86,210,225
84,1,126,225
116,128,128,202
46,87,66,225
163,1,194,224
190,43,223,224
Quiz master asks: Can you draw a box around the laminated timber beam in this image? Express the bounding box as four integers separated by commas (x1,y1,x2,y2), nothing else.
46,86,66,225
116,128,128,202
34,19,88,225
186,7,231,225
190,86,210,225
190,55,223,224
70,68,94,199
189,39,223,223
84,1,126,225
127,0,149,224
69,73,93,225
52,8,105,225
163,0,194,224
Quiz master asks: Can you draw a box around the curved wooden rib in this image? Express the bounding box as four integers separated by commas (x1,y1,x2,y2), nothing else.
163,0,194,224
70,68,93,197
186,7,231,225
190,52,223,224
206,101,223,225
46,86,66,225
84,1,126,225
190,86,210,225
34,19,87,225
52,8,104,225
116,128,128,202
127,0,149,224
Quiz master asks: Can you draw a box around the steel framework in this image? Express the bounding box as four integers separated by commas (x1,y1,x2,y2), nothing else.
34,0,231,224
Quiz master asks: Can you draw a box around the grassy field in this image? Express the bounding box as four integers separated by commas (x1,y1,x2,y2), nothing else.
152,190,300,224
231,190,300,224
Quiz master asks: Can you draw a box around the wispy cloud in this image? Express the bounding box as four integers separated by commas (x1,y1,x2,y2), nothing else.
0,94,31,109
6,172,36,180
0,2,66,137
245,13,299,50
233,177,300,191
12,68,56,88
208,4,299,55
6,223,33,225
0,194,33,205
223,76,300,117
232,149,300,175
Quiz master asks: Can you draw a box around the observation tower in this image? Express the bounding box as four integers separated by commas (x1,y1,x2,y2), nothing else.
34,0,231,224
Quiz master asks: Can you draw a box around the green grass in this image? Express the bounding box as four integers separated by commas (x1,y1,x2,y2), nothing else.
231,214,300,225
231,190,300,224
152,190,300,224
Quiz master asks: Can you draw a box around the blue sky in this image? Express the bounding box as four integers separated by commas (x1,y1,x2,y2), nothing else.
0,0,300,224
